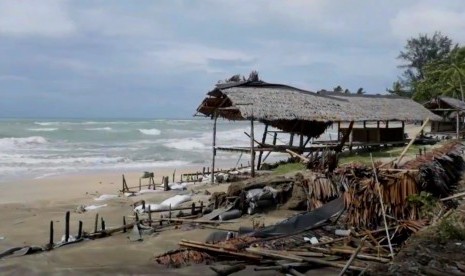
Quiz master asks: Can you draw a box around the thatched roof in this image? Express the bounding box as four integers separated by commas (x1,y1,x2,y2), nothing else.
197,80,441,123
425,96,465,111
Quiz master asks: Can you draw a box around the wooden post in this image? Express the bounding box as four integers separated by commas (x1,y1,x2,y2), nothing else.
163,176,169,191
250,118,255,178
257,124,268,170
457,111,460,139
101,217,105,231
273,132,277,145
77,221,83,239
123,216,127,233
335,121,354,152
386,121,389,128
148,205,152,226
337,121,341,141
191,202,196,215
172,169,176,183
212,114,218,184
94,213,99,233
289,133,294,146
200,201,204,214
65,211,70,242
49,221,54,247
139,177,141,191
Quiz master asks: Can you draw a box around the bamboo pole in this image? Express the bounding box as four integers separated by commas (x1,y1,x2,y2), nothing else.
370,154,394,259
395,118,430,166
440,191,465,201
338,237,366,276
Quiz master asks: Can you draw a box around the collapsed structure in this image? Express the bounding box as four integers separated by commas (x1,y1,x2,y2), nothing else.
424,96,465,138
196,78,441,179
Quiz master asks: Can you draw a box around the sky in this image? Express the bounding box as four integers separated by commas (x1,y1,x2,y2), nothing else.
0,0,464,119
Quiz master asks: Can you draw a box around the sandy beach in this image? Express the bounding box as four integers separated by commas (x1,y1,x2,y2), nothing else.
0,165,302,275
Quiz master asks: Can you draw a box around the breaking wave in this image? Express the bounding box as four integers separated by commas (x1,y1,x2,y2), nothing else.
139,128,161,135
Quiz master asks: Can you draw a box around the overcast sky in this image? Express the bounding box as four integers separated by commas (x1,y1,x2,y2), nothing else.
0,0,464,118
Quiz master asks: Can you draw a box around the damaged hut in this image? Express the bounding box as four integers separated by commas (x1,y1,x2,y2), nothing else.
196,75,441,181
424,96,465,138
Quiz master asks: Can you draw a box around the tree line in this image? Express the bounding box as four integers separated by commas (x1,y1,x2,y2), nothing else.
388,31,465,102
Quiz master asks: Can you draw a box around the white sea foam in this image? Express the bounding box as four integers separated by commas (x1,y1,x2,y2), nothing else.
28,128,58,132
34,122,59,126
164,139,206,150
86,127,112,131
0,136,48,150
139,128,161,135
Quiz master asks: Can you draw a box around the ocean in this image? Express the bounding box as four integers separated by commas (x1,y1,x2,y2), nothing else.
0,118,340,182
0,118,268,181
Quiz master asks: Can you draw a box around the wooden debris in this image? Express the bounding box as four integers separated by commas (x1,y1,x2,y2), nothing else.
210,264,246,276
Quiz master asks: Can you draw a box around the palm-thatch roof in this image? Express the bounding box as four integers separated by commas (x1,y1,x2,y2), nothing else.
196,80,440,138
424,96,465,111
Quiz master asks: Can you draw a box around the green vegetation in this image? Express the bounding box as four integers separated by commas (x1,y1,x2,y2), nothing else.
389,31,465,103
338,144,427,165
437,213,465,242
407,191,440,219
272,162,306,175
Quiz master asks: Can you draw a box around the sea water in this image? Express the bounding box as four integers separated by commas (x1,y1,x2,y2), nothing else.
0,118,339,181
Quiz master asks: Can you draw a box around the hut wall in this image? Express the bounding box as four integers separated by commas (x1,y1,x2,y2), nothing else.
339,127,404,143
431,121,456,133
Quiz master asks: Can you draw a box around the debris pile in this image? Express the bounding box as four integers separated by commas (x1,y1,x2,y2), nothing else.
339,141,465,228
152,141,465,274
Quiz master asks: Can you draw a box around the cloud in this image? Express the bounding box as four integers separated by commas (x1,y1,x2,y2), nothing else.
0,74,28,82
146,43,256,73
390,3,465,43
0,0,75,37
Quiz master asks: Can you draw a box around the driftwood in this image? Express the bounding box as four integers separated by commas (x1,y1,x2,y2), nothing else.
305,246,390,263
338,237,365,276
246,247,365,272
179,240,261,260
286,149,310,163
160,218,237,224
210,264,246,276
440,191,465,201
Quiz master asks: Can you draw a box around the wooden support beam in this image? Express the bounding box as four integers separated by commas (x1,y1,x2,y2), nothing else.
65,211,70,242
94,213,99,233
49,221,54,248
212,114,218,184
77,221,83,239
250,118,255,178
457,112,460,139
257,123,269,170
335,121,354,152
